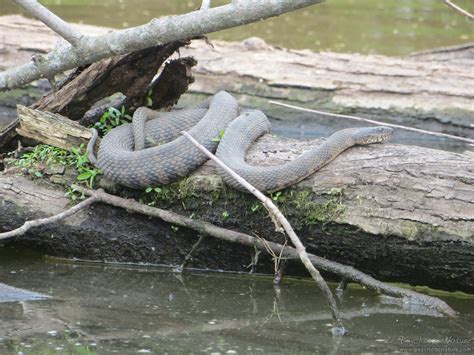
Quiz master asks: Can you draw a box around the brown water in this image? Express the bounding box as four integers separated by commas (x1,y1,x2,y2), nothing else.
1,0,473,55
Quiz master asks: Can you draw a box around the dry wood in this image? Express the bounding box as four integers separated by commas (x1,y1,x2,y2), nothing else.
31,41,191,121
16,105,96,151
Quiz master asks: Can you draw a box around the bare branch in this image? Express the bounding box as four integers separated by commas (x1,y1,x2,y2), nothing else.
0,196,98,240
444,0,474,20
181,130,341,323
0,0,323,90
13,0,84,46
269,100,474,145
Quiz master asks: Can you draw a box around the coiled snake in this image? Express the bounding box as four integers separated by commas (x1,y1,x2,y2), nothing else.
88,91,393,192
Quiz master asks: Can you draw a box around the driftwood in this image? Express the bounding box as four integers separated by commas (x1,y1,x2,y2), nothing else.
0,182,456,317
2,106,474,293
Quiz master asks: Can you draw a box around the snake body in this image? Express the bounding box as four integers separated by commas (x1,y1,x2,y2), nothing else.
89,91,393,191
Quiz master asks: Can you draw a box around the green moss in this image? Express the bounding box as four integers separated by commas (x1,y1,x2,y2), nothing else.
275,188,345,227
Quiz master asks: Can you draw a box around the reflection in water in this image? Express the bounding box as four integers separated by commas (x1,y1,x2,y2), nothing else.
0,282,49,303
0,249,473,353
1,0,472,55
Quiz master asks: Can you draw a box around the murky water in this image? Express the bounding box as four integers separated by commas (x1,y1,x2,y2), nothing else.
0,248,473,354
1,0,472,55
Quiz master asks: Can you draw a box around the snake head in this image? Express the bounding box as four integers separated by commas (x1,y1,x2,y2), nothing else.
352,126,393,145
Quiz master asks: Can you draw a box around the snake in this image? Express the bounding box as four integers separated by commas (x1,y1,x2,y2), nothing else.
88,91,393,192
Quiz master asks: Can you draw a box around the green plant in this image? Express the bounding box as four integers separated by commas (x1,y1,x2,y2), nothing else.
67,144,102,188
94,106,132,133
146,88,153,107
271,191,282,203
14,143,102,190
222,211,230,219
250,202,261,212
65,185,86,201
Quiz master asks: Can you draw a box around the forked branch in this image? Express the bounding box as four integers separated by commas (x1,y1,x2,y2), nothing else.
1,0,323,90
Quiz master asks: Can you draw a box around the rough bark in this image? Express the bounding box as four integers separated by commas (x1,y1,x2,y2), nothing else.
15,105,95,151
31,41,192,121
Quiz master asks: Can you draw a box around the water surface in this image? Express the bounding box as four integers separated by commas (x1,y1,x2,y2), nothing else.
0,249,473,354
1,0,473,55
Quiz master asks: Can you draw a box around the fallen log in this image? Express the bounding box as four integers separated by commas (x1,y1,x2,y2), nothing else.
1,107,473,292
177,38,474,140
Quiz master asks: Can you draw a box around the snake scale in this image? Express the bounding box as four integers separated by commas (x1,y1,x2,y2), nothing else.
88,91,393,192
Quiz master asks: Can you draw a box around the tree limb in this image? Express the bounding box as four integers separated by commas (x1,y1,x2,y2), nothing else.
13,0,84,46
1,0,323,90
0,196,98,240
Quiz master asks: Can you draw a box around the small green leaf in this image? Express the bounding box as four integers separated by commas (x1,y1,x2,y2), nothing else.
145,187,153,193
34,171,43,178
77,171,92,180
154,187,162,193
212,129,226,142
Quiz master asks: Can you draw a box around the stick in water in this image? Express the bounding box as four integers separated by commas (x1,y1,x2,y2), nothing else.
181,130,343,325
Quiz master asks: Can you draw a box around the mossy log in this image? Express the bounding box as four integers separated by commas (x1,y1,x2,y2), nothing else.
1,104,473,291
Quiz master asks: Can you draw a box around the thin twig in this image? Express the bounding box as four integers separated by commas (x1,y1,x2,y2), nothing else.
182,131,343,322
13,0,84,45
443,0,474,20
0,196,98,240
269,101,474,145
